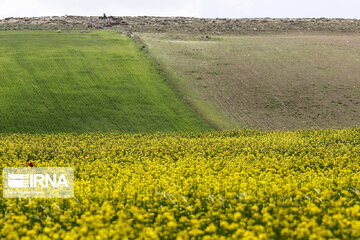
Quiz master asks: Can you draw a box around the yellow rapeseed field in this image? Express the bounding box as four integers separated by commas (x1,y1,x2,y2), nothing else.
0,129,359,239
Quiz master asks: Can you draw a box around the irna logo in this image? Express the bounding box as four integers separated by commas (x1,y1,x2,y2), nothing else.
8,173,69,188
3,167,74,198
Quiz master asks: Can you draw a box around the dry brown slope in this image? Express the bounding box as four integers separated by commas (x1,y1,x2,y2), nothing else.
140,32,360,130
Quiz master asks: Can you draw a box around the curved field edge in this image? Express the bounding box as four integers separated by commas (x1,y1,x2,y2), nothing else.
0,30,210,133
0,128,359,239
136,33,234,130
130,34,225,130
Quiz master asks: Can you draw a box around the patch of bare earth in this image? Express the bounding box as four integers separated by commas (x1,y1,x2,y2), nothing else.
140,33,360,130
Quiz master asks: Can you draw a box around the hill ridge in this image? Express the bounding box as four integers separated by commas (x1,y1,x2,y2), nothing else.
2,16,360,34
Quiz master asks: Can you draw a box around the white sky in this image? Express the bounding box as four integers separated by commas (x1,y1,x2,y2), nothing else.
1,0,359,19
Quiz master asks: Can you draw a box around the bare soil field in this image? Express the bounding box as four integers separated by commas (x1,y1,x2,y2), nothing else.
140,32,360,130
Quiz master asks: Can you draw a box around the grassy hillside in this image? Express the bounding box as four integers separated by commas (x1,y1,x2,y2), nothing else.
0,31,210,133
140,33,360,130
